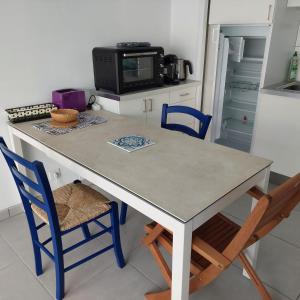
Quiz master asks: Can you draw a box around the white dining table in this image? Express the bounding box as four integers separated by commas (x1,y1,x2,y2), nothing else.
8,110,272,300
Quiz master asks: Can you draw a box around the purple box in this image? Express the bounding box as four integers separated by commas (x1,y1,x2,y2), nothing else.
52,89,86,112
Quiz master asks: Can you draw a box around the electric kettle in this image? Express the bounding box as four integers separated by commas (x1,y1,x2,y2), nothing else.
163,54,180,85
177,59,193,81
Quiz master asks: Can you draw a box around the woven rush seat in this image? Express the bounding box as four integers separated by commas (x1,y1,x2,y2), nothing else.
32,183,110,231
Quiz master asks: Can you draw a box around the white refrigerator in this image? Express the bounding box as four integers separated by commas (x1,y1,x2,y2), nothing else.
208,26,268,152
202,13,299,153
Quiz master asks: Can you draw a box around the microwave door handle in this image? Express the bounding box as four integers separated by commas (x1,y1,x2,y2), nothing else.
123,52,158,57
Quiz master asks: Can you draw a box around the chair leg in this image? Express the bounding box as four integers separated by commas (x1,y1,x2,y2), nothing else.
52,234,65,300
110,202,126,268
54,254,65,300
239,253,272,300
81,223,91,239
145,289,171,300
33,240,43,276
120,202,128,225
25,207,43,276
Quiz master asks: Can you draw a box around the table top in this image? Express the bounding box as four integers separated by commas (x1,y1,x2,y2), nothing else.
9,111,272,222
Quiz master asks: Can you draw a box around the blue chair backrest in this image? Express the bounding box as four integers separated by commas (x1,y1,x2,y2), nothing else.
161,104,212,140
0,137,60,233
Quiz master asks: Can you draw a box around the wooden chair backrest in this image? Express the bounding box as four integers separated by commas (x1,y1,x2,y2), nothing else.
223,173,300,261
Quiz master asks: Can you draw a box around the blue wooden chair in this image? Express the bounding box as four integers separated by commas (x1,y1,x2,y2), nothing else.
161,103,212,139
119,104,212,225
0,137,125,300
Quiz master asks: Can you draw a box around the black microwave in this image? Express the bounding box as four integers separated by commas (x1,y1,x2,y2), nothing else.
92,46,164,94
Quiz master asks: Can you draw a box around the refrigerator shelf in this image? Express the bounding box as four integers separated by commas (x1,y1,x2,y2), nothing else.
230,81,259,91
223,118,254,136
216,136,251,152
230,98,257,107
231,74,260,81
242,57,264,63
225,104,256,114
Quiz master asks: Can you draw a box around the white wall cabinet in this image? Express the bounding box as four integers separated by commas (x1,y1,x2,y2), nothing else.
209,0,275,25
251,92,300,177
145,93,170,127
168,99,196,129
95,81,201,128
288,0,300,6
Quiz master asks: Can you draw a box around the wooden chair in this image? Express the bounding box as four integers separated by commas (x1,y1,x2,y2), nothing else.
119,104,212,225
142,174,300,300
0,137,125,300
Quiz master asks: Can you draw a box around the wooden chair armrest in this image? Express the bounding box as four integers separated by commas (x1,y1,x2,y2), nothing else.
247,186,265,200
192,236,231,270
142,224,165,245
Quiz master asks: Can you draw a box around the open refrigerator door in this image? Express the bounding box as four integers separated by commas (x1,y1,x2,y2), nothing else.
212,27,266,152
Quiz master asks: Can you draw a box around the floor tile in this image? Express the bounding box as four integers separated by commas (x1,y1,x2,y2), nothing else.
37,237,117,298
224,193,300,249
223,212,300,299
1,190,299,300
190,265,290,300
131,245,290,300
270,210,300,248
0,213,122,298
119,209,152,257
255,235,300,300
0,235,17,270
65,264,158,300
128,244,171,289
0,208,9,222
223,193,252,221
0,214,36,268
0,260,52,300
8,203,24,217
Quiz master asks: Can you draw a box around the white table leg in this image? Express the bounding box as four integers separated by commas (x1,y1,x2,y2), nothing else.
243,166,270,277
8,129,27,174
171,221,193,300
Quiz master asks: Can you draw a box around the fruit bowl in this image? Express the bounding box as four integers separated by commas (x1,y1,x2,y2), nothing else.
50,109,79,123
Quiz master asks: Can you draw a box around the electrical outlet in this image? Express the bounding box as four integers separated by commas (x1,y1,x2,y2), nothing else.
47,168,62,187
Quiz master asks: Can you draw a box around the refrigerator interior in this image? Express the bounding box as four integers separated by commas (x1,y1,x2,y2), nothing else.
214,26,267,152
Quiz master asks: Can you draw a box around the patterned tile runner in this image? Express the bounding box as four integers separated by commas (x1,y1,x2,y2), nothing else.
33,113,107,135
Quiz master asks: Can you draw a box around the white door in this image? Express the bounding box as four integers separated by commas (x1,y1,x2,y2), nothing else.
119,97,147,121
211,34,230,141
209,0,275,25
146,93,169,127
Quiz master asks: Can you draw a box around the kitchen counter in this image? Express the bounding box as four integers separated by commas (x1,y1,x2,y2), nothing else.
88,79,201,101
261,81,300,99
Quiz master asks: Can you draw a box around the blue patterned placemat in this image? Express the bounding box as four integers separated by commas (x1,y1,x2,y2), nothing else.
108,135,155,152
33,112,107,135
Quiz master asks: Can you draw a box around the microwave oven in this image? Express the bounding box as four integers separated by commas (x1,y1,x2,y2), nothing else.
92,46,164,94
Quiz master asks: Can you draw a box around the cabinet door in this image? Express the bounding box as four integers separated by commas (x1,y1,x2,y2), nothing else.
146,93,169,127
170,86,197,104
288,0,300,7
209,0,275,25
119,97,147,121
167,99,196,129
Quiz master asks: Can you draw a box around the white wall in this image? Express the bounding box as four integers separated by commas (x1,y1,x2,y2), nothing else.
169,0,209,80
0,0,171,211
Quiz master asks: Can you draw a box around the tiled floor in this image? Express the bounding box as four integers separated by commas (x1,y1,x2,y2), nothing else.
0,184,300,300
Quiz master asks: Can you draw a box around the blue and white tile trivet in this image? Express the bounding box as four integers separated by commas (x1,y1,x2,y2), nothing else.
108,135,155,152
33,112,107,135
